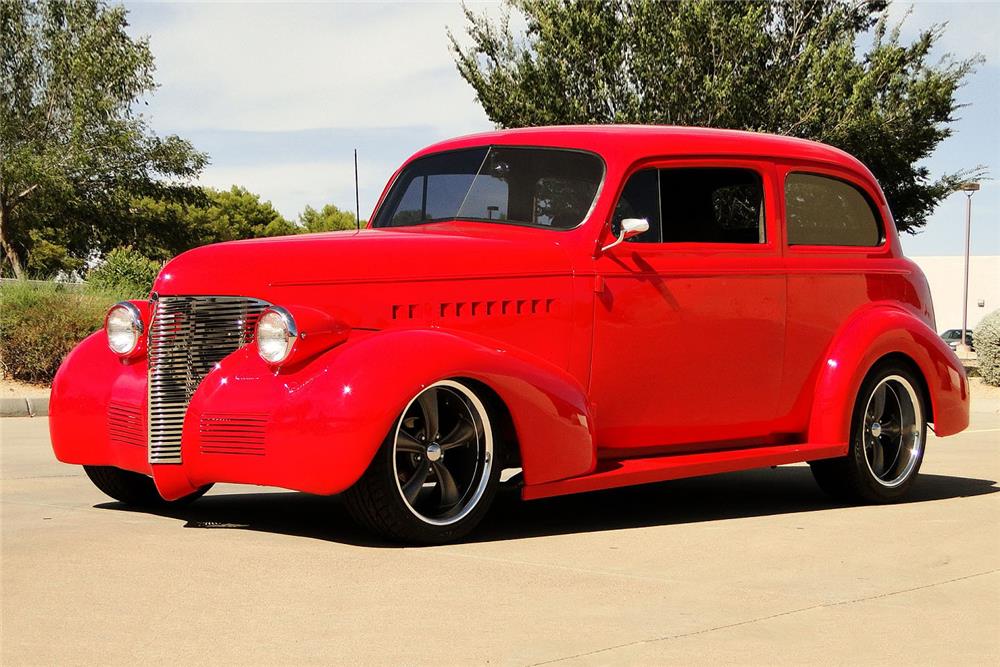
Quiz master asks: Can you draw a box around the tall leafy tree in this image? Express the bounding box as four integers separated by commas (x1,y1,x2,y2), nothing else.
123,187,298,260
0,0,207,277
299,203,364,233
450,0,983,233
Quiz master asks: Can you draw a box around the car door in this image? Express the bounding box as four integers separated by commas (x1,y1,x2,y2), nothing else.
589,158,787,457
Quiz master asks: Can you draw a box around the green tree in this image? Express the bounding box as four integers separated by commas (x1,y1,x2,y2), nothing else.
450,0,983,234
185,186,298,243
85,245,162,298
298,203,364,232
0,0,207,277
124,186,298,260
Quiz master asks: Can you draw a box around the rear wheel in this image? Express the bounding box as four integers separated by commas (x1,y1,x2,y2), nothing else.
810,362,927,503
83,465,211,507
343,379,501,544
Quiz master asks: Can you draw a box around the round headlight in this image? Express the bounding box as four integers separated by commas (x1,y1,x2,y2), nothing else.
106,302,143,355
256,307,297,364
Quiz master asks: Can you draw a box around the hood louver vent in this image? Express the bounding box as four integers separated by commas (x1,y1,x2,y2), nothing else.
392,298,556,321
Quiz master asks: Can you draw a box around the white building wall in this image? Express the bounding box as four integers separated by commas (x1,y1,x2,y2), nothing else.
909,256,1000,333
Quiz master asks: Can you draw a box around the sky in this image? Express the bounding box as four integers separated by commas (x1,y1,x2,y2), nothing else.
123,0,999,256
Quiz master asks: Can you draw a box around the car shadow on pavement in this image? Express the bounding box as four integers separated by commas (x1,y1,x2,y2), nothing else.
95,466,998,547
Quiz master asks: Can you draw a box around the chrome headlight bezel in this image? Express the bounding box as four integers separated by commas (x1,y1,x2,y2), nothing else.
255,306,298,365
105,302,144,356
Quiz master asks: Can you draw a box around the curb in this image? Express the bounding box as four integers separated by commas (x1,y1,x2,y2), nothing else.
0,397,50,418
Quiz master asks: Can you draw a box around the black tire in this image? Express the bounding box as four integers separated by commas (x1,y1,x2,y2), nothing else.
810,361,927,503
343,380,503,544
83,465,211,507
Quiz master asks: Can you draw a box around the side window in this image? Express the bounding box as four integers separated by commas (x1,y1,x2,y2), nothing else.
612,169,661,242
388,173,480,226
534,176,598,227
458,174,509,221
612,167,765,244
659,168,764,243
785,173,883,246
391,177,425,226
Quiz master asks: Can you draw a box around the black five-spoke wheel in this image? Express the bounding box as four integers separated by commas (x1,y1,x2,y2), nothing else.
393,380,494,525
810,362,927,503
861,375,923,487
343,379,502,543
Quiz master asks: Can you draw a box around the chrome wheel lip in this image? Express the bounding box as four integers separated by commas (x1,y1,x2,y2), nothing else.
392,380,494,527
862,374,923,489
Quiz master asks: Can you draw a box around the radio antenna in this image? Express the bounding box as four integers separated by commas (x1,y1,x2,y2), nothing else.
354,148,361,231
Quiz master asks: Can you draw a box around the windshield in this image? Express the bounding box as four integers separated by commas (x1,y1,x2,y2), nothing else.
371,146,604,230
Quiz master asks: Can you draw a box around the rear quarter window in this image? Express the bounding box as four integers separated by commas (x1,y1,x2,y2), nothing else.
785,172,883,246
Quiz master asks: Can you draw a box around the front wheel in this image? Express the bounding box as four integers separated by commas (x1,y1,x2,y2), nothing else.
810,362,927,503
83,465,211,507
343,379,502,544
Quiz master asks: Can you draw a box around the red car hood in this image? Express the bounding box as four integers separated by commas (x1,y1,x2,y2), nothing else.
152,223,575,297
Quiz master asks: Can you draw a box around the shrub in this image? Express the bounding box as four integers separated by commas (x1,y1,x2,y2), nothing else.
0,282,122,383
86,246,161,299
973,309,1000,386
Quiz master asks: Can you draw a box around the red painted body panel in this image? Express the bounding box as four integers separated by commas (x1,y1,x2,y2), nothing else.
806,304,969,444
523,441,847,500
150,329,594,500
48,126,970,503
50,332,151,476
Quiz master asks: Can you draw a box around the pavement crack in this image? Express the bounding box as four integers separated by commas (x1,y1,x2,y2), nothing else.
530,568,1000,665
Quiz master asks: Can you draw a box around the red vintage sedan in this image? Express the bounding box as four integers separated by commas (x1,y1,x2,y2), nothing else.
50,126,970,543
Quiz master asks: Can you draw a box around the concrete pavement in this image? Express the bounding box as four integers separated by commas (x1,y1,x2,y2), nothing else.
1,395,998,665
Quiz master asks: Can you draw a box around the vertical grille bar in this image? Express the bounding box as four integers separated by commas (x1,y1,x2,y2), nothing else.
147,295,270,463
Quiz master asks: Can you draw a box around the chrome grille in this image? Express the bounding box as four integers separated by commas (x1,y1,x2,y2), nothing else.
147,296,269,463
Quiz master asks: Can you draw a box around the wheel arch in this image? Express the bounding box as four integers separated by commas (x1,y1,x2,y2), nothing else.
869,351,934,423
344,330,594,486
807,303,969,447
305,328,594,488
460,377,522,470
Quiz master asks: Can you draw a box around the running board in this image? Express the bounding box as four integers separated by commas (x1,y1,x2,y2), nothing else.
522,441,847,501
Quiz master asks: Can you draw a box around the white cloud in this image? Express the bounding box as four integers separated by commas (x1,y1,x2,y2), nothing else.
882,1,1000,62
122,1,509,217
126,1,496,134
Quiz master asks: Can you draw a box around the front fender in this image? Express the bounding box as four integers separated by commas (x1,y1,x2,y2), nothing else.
808,304,969,448
165,328,595,498
330,328,596,486
50,331,150,475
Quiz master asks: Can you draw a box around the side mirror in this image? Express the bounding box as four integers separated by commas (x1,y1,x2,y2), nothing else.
601,218,649,252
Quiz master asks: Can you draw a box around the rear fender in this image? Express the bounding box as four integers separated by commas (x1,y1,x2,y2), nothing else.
808,304,969,448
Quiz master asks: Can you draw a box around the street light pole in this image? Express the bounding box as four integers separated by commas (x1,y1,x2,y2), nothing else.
959,182,980,354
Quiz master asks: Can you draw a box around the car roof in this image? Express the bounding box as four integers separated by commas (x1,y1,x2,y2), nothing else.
414,125,882,197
